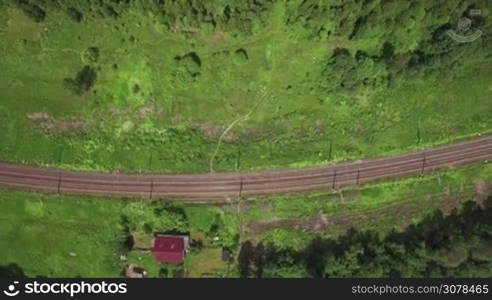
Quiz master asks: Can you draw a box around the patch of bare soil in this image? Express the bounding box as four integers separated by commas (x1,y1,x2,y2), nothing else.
170,115,183,125
195,122,240,142
246,212,356,236
474,180,491,206
108,102,164,119
310,190,361,203
238,200,252,214
206,31,225,43
246,183,483,236
325,37,351,50
27,112,91,134
247,218,303,235
197,122,226,140
169,24,199,34
260,203,273,212
314,120,326,134
238,126,274,140
442,195,459,214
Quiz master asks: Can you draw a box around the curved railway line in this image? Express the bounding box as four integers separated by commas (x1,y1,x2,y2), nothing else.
0,135,491,203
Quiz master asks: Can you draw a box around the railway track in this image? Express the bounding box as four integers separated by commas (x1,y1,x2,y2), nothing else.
0,135,491,203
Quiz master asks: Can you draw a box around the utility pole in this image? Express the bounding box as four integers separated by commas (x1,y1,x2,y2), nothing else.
238,176,244,199
149,180,154,200
57,171,62,194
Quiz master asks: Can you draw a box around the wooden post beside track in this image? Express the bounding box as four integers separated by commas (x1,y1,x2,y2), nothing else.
238,176,244,199
57,171,62,194
150,180,154,200
332,169,337,189
421,152,426,175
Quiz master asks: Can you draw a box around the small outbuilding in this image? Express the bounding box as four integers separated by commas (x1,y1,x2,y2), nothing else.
125,264,146,278
151,234,189,264
222,248,232,263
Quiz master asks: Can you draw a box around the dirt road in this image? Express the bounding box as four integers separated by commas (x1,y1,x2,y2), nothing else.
0,135,491,202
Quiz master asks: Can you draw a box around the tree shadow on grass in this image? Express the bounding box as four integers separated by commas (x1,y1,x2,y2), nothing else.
0,263,26,278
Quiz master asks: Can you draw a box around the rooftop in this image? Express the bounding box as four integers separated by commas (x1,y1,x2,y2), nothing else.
152,235,186,264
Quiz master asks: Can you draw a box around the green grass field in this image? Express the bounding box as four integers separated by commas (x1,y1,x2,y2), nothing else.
0,2,491,173
0,192,125,277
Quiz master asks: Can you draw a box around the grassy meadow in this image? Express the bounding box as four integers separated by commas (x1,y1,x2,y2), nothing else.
0,1,490,173
0,192,125,277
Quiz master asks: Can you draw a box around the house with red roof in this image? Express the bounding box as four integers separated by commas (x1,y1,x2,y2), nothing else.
151,234,189,264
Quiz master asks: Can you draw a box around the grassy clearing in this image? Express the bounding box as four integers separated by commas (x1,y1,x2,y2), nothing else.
0,3,491,173
0,191,125,277
240,161,492,242
184,248,229,278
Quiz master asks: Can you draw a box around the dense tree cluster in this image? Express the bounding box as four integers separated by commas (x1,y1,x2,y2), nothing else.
174,52,202,77
239,197,492,278
120,201,238,249
0,263,26,278
10,0,491,95
121,202,188,235
11,1,488,40
63,65,97,95
14,0,46,22
318,48,388,93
